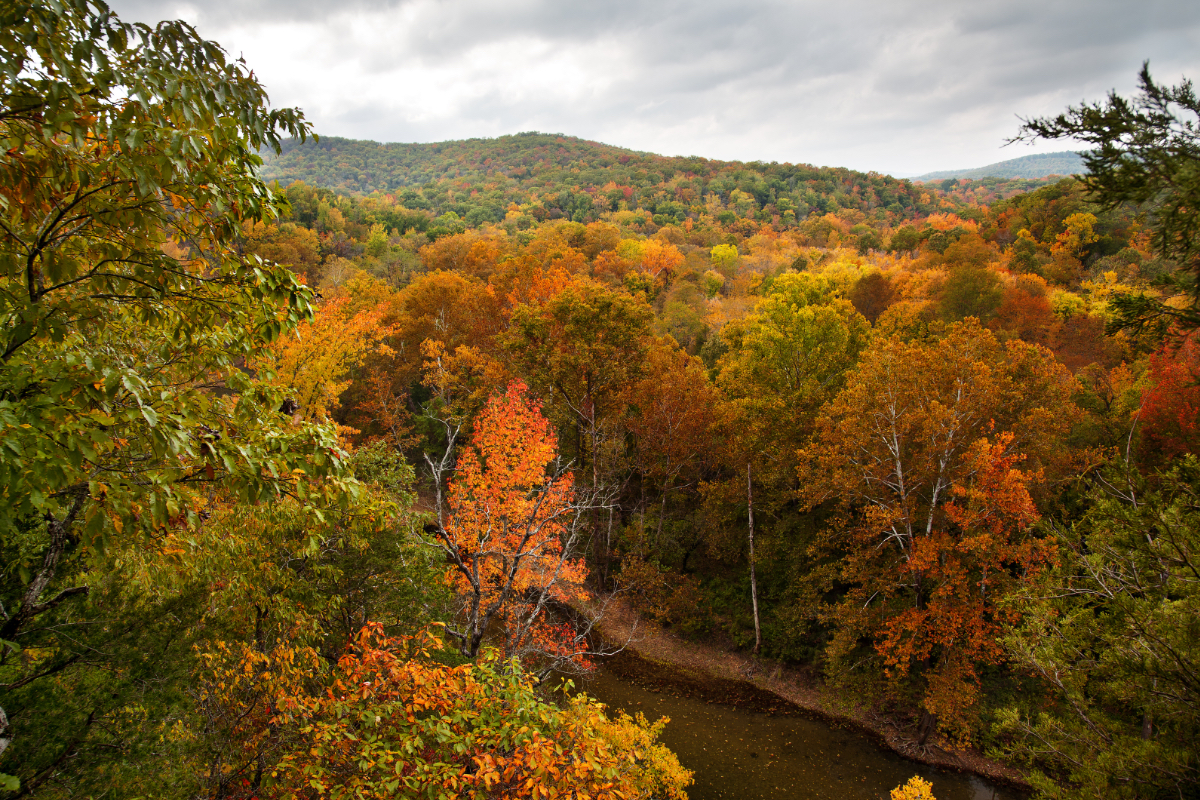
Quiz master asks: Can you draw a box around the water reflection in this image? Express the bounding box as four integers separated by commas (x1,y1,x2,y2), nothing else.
577,666,1019,800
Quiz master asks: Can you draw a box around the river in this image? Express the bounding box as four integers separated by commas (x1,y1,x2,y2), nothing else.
574,656,1024,800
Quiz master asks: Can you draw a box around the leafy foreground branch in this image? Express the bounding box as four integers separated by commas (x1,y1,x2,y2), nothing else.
199,623,691,800
0,0,359,792
998,457,1200,799
1018,63,1200,336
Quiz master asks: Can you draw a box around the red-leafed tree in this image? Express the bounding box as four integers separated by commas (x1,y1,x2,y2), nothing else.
1139,333,1200,465
875,436,1055,743
802,321,1075,744
421,381,603,677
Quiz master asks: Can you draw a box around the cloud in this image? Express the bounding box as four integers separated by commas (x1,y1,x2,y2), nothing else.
107,0,1200,175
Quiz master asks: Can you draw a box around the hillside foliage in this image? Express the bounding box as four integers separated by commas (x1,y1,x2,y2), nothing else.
2,4,1198,800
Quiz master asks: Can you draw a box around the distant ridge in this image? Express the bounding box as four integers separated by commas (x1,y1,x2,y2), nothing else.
911,151,1084,182
257,132,1060,228
257,132,947,222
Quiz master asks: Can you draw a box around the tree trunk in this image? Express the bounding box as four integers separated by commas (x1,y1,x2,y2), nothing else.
0,492,87,643
748,463,761,656
916,708,937,745
590,412,607,585
1143,678,1156,739
656,489,668,547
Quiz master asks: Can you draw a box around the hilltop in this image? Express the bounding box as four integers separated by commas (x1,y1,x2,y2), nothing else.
260,132,1059,231
911,150,1084,181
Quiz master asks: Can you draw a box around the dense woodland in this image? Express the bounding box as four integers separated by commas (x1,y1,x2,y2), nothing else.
259,132,1068,236
2,3,1199,800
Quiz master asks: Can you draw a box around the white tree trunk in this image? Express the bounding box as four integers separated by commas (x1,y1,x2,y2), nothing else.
748,463,761,656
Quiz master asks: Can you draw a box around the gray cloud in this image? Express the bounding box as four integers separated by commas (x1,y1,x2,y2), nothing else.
107,0,1200,174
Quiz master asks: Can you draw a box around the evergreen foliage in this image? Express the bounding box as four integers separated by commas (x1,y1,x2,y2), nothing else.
1018,64,1200,335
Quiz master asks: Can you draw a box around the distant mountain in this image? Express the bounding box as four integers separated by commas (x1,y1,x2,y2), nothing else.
911,151,1084,182
259,132,948,225
259,132,1056,230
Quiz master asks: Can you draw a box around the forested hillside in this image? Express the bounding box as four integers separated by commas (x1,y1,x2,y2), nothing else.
259,133,1065,234
3,4,1199,800
911,150,1085,181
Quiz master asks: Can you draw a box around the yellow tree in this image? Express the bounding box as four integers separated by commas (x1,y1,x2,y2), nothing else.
240,220,323,282
892,776,936,800
253,288,392,430
1048,211,1100,284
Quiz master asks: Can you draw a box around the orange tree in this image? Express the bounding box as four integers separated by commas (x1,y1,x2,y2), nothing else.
421,380,603,678
617,338,720,631
622,337,721,561
206,624,692,800
801,320,1075,744
338,269,502,442
1138,332,1200,465
505,275,652,486
185,444,686,800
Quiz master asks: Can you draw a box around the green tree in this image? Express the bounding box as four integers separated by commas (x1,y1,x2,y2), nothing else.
0,1,351,790
940,265,1003,322
890,225,921,254
999,459,1200,799
718,273,870,454
1017,64,1200,335
707,276,870,656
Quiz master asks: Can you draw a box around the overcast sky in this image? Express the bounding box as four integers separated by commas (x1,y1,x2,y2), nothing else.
110,0,1200,176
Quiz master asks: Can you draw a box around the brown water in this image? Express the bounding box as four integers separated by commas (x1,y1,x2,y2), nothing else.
576,665,1023,800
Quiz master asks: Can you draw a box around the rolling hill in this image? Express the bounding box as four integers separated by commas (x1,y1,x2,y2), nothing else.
259,132,1065,231
910,151,1084,181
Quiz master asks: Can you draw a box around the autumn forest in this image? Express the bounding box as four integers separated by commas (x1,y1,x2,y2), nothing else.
2,3,1199,800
